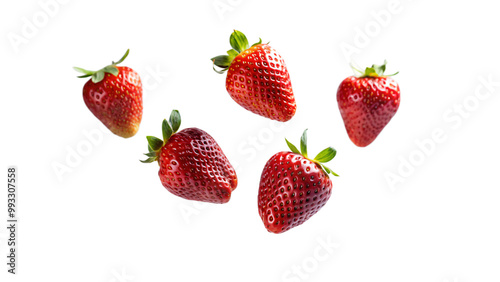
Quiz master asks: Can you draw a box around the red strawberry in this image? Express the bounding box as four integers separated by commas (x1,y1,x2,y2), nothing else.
258,130,338,234
337,61,400,147
212,30,296,122
141,110,238,204
74,49,143,138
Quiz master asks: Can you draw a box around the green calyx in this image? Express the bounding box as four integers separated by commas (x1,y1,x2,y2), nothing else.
211,30,263,74
351,60,399,78
73,49,130,83
140,110,182,164
285,129,339,177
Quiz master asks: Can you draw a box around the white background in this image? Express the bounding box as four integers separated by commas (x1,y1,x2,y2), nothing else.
1,0,500,281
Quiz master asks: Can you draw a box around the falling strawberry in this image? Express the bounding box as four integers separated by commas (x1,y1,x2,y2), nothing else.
141,110,238,204
258,130,338,234
212,30,296,122
337,61,400,147
74,49,143,138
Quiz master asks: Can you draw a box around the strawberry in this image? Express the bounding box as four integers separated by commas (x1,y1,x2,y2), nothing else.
141,110,238,204
258,130,338,234
74,49,143,138
212,30,296,122
337,61,400,147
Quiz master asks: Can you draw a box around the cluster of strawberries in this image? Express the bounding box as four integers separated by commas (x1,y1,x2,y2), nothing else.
75,30,400,234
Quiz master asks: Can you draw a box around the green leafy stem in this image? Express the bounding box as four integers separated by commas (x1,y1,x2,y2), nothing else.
351,60,399,78
73,49,130,83
140,109,181,164
285,129,339,177
211,30,263,74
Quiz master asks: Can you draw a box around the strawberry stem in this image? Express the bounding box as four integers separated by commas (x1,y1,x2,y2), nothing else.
73,49,130,83
351,60,399,78
285,139,300,154
211,30,264,74
285,130,339,177
112,49,129,65
141,110,182,164
300,129,308,158
229,30,249,53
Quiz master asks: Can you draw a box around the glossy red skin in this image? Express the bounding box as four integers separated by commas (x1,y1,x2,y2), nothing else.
226,44,296,122
258,152,332,234
158,128,238,204
337,76,400,147
83,66,143,138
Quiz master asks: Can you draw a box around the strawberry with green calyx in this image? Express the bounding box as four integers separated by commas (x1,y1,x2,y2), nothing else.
142,110,238,204
74,49,143,138
212,30,296,122
337,60,400,147
258,130,338,234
